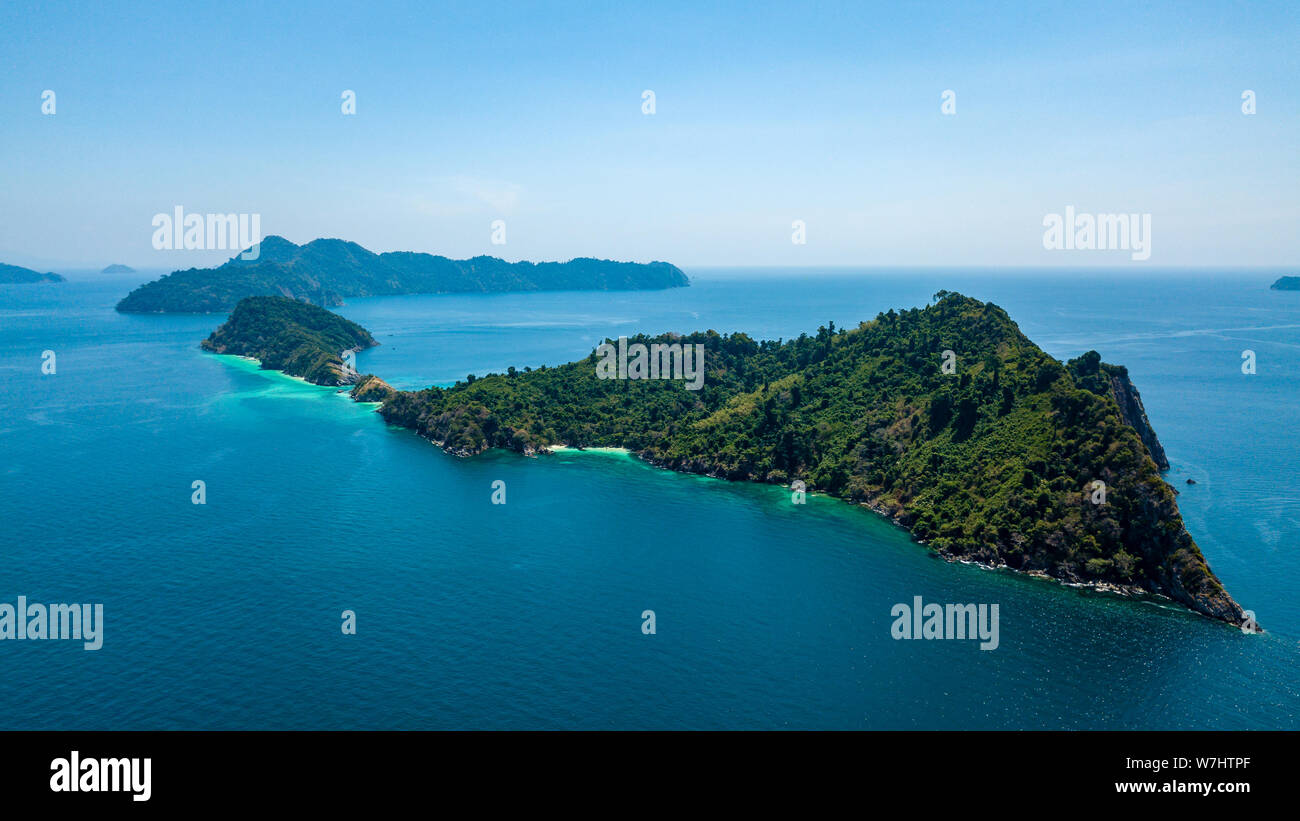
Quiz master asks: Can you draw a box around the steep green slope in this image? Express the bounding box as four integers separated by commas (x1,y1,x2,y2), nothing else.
378,292,1245,625
117,236,690,312
200,296,376,385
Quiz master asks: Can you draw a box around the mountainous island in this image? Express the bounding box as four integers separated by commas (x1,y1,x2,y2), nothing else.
1270,276,1299,290
102,264,135,274
200,296,377,386
1,263,65,283
119,235,690,313
375,292,1244,626
201,290,1246,626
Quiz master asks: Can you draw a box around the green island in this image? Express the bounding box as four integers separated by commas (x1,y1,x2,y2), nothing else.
1270,276,1300,291
119,235,690,313
200,296,377,386
101,264,135,274
201,290,1246,625
0,262,65,283
375,292,1244,625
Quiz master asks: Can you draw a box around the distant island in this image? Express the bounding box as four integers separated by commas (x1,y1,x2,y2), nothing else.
200,296,377,386
0,263,64,284
1270,276,1300,290
119,235,690,313
102,264,135,274
370,291,1244,626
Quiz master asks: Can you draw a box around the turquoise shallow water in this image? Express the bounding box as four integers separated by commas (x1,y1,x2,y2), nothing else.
1,269,1298,729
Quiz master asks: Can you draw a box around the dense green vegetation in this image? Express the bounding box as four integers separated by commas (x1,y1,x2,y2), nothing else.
200,296,376,385
118,235,689,312
0,263,64,283
379,292,1244,624
1270,276,1300,290
1065,351,1169,470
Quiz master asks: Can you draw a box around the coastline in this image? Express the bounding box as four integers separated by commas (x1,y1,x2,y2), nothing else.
516,438,1241,625
206,353,373,407
203,294,1248,630
375,391,1250,630
206,352,323,388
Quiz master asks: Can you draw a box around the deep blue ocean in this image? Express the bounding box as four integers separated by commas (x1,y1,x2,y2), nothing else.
2,268,1298,729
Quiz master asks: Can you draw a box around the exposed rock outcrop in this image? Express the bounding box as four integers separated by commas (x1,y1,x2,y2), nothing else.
350,375,397,403
1107,370,1169,471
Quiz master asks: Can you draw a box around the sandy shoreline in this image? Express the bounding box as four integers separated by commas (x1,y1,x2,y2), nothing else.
546,445,632,454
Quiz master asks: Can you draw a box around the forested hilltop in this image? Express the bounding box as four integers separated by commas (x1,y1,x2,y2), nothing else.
200,296,376,386
377,292,1245,625
118,235,689,312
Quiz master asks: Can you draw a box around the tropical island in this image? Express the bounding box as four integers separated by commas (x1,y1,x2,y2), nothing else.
201,290,1247,626
0,262,65,283
119,235,690,313
102,264,135,274
200,295,377,386
1270,276,1299,290
374,292,1245,626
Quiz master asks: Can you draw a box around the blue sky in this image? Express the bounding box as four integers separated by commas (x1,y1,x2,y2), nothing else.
1,0,1296,269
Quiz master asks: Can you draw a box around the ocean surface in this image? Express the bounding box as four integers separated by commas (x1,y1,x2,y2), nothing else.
2,268,1298,729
